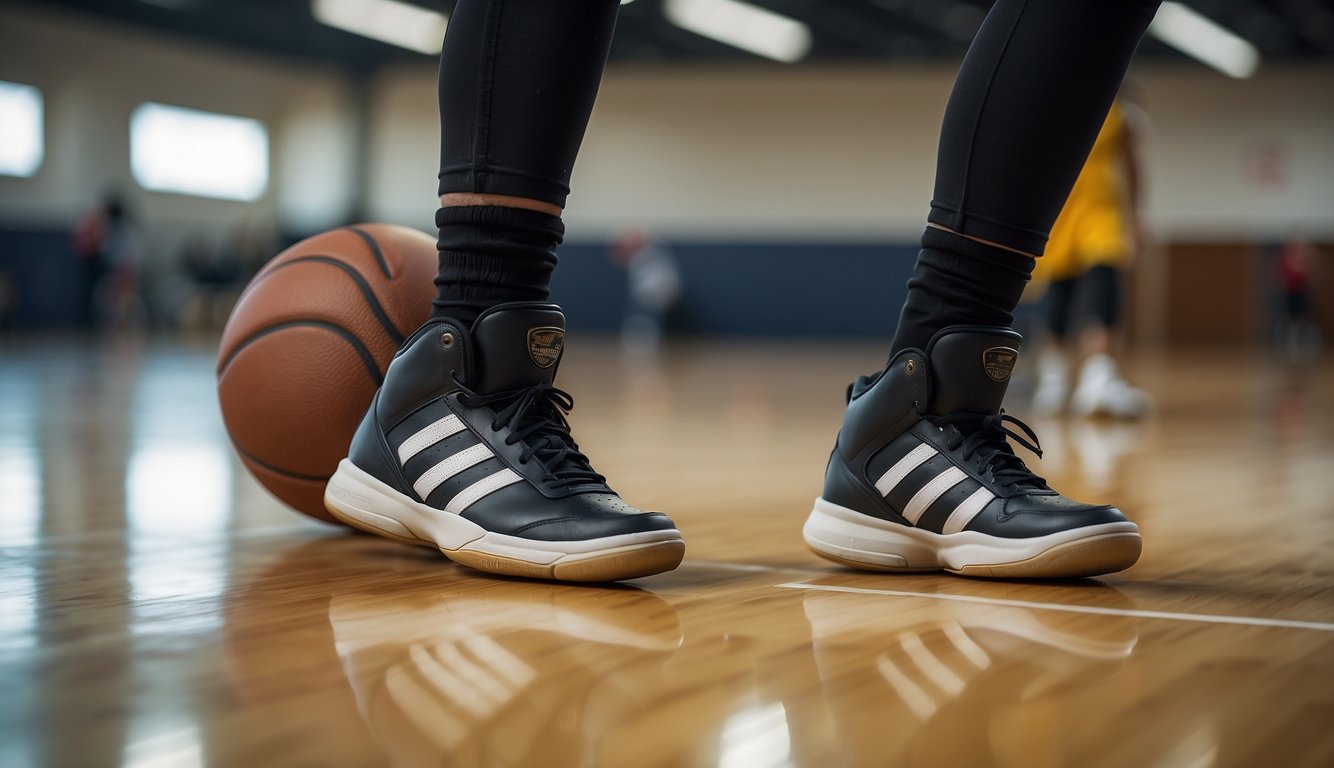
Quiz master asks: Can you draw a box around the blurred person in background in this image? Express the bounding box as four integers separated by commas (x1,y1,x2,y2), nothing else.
1030,95,1152,419
611,228,681,359
72,193,116,326
1274,230,1321,360
72,192,143,329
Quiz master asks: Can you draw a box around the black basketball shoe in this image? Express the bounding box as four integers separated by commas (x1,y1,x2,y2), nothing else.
804,326,1141,578
325,302,685,582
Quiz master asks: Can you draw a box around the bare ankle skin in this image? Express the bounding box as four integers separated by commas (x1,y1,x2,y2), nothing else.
440,193,563,217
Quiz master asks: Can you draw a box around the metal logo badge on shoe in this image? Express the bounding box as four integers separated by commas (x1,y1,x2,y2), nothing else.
528,327,565,368
982,346,1018,382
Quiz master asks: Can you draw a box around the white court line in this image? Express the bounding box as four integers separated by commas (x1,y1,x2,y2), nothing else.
689,560,787,573
776,582,1334,632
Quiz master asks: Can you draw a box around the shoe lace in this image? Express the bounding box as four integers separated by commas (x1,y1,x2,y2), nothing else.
453,374,607,489
929,410,1051,494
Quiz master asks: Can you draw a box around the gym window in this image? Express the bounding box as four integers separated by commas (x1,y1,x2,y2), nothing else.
0,80,44,178
130,103,268,201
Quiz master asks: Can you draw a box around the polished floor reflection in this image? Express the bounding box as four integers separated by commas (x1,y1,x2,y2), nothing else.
1,334,1332,767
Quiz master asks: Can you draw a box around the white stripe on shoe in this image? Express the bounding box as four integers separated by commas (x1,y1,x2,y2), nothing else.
875,443,937,496
398,416,519,514
875,440,998,533
940,487,995,535
413,443,494,499
444,469,523,515
398,414,469,463
902,467,968,525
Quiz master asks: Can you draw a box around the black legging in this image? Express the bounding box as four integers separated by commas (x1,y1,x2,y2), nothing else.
1046,264,1123,342
930,0,1160,256
437,0,619,208
438,0,1159,257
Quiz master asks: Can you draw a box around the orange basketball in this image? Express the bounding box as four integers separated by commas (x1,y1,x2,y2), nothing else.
217,224,437,524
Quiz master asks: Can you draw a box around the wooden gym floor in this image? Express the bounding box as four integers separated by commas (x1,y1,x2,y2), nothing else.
1,333,1331,767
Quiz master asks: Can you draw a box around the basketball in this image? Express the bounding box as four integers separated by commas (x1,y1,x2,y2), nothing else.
217,224,438,524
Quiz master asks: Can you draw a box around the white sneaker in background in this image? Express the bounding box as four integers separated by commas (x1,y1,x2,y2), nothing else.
1031,349,1071,415
1070,353,1152,420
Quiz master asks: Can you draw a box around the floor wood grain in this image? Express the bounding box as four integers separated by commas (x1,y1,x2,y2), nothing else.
1,334,1331,767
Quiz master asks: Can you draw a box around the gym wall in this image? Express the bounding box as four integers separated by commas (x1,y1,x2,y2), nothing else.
1,2,1330,339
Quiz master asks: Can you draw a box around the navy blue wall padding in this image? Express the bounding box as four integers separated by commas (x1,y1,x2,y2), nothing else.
0,224,919,337
554,241,918,337
0,227,82,328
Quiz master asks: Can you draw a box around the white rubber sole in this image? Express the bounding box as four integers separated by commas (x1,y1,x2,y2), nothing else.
324,459,685,582
803,498,1141,579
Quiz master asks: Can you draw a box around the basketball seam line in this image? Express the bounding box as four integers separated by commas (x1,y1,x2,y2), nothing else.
344,225,394,279
217,318,382,385
264,255,406,346
230,440,328,481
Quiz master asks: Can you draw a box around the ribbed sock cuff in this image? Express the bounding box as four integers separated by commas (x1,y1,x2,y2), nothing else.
432,206,563,324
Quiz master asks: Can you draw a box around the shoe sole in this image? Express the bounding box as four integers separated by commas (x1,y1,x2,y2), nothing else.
803,498,1141,579
324,459,685,582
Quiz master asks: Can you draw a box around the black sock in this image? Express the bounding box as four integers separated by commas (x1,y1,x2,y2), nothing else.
890,227,1035,355
432,206,562,326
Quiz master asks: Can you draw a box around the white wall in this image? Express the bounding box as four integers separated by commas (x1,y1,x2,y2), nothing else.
1139,67,1334,238
365,64,950,239
367,61,1334,242
0,3,359,256
4,0,1331,254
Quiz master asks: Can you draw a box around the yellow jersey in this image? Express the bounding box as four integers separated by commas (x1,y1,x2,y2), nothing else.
1036,100,1135,283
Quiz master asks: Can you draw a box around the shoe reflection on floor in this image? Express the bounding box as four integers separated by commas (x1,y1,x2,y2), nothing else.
225,536,1140,767
330,581,681,765
800,580,1139,767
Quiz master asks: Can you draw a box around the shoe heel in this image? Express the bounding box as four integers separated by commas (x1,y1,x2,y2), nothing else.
325,460,432,547
803,498,940,571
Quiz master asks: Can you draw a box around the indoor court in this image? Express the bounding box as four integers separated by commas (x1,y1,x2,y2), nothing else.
3,338,1332,766
2,1,1333,767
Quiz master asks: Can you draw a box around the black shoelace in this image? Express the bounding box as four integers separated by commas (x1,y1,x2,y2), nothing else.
453,375,607,489
930,410,1051,495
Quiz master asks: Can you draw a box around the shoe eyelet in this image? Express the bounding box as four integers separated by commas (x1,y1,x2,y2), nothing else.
441,331,455,348
905,359,917,375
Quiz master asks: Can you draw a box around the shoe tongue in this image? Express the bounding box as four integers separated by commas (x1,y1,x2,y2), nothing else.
470,303,567,393
926,326,1023,415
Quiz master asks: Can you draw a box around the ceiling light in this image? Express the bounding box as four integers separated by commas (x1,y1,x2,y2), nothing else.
134,0,202,9
1149,2,1260,78
312,0,448,55
664,0,812,63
